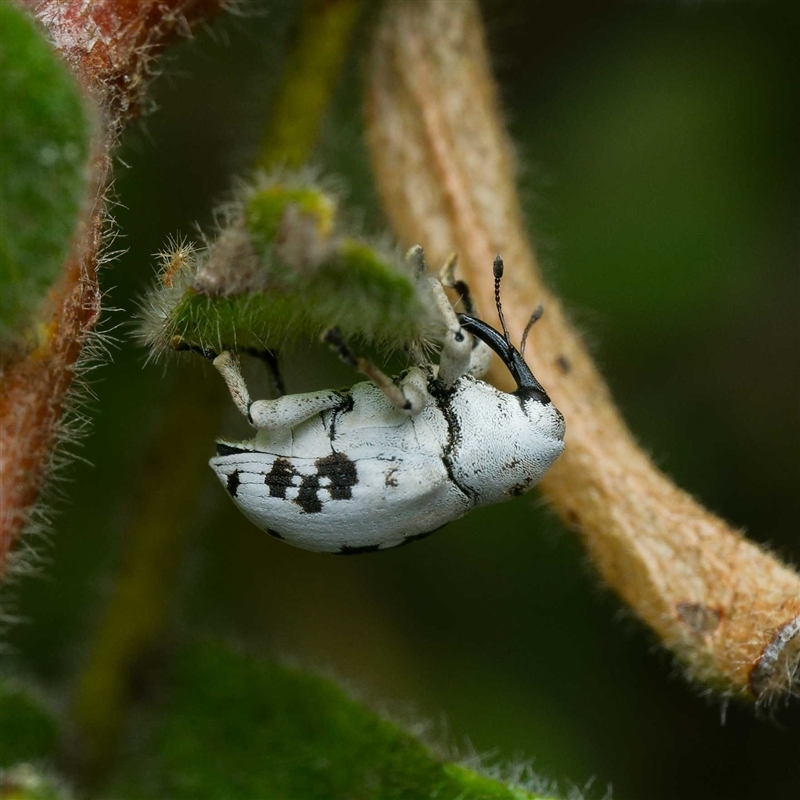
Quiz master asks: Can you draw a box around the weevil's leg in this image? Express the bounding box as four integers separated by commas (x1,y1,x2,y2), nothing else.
467,336,492,378
323,329,430,415
427,277,471,386
248,391,346,430
241,346,285,397
213,351,342,430
171,336,218,361
439,253,477,315
405,244,428,277
213,351,252,415
437,258,492,379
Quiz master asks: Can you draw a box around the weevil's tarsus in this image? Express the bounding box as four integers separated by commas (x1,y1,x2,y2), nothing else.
171,335,218,362
439,253,477,317
405,244,428,277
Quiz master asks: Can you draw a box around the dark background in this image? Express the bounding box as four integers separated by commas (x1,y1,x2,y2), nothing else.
8,2,799,798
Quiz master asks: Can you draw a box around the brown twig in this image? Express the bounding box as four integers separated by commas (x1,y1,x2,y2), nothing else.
0,0,226,579
364,0,799,704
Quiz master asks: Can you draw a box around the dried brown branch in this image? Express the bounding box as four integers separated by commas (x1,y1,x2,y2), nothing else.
364,0,799,704
0,0,226,579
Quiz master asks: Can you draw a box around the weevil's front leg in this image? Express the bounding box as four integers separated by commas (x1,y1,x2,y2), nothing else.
427,276,472,386
323,329,430,416
213,351,343,430
438,257,492,379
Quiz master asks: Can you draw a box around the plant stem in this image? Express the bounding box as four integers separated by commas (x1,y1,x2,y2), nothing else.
256,0,363,171
0,0,227,580
364,0,799,705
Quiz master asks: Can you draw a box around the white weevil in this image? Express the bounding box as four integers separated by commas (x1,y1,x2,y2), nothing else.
209,254,565,553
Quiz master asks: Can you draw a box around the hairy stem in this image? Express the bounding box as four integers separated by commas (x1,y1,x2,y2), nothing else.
364,0,799,704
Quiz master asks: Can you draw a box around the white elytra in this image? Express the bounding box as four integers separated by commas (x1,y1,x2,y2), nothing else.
209,256,565,553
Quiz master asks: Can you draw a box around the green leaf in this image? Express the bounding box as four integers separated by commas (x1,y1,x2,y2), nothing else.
0,3,92,344
108,642,556,800
142,179,430,357
0,679,59,768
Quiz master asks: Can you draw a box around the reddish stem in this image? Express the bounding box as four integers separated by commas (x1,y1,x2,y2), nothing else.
0,0,225,578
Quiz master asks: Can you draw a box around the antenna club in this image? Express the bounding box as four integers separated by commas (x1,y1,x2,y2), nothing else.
492,254,504,279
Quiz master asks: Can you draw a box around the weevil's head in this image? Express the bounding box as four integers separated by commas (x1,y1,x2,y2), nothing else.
458,311,566,445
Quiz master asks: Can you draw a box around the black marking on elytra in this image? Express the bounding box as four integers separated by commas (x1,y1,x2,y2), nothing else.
384,466,399,488
295,473,322,513
316,452,358,500
338,543,381,555
556,354,571,374
295,452,358,513
264,457,296,499
326,392,354,442
426,378,475,503
216,443,251,457
226,470,241,497
262,451,359,514
266,528,284,540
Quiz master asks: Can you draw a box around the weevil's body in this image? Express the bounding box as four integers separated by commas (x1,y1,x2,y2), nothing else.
208,255,565,553
211,367,565,553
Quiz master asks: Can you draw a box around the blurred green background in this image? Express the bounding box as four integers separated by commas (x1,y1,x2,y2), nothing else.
6,1,799,798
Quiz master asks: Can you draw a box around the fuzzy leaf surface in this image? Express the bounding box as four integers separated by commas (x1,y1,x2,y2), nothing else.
0,3,91,344
108,642,553,800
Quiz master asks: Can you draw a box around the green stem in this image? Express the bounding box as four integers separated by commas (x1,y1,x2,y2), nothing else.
256,0,363,171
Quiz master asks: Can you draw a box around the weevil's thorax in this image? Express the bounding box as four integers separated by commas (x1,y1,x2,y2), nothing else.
435,374,566,507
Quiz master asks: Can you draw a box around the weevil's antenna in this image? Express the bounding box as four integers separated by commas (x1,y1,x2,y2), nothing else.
520,304,544,358
493,255,512,348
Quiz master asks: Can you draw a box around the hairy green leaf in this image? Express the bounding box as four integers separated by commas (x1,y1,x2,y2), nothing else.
141,180,430,358
109,643,556,800
0,3,92,345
